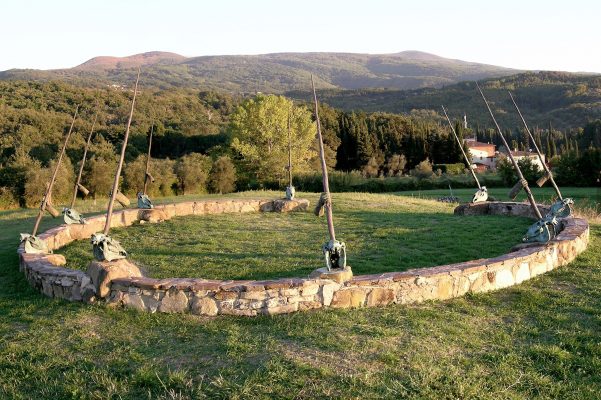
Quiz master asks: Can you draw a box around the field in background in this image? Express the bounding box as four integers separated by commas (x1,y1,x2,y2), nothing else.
0,192,599,398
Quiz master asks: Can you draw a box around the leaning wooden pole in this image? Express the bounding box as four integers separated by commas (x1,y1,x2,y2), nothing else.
103,70,140,235
508,91,562,199
143,124,154,195
69,110,97,209
441,106,481,190
476,83,542,220
31,106,79,236
311,75,336,242
287,111,293,189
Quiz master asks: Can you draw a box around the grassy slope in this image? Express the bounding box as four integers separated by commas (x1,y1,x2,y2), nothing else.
0,191,599,399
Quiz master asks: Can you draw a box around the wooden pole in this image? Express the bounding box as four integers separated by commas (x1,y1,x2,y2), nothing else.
287,108,293,188
476,83,542,219
441,106,482,190
311,75,336,242
143,124,154,195
32,106,79,236
69,109,98,209
508,91,563,200
103,70,140,235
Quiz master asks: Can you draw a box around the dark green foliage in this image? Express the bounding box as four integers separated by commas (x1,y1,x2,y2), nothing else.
555,148,601,186
293,72,601,130
496,155,542,185
209,156,236,194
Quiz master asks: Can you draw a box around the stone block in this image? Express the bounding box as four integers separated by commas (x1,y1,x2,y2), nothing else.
309,266,353,283
367,287,395,307
158,290,189,313
87,259,143,298
191,296,218,316
320,282,340,306
264,303,298,315
271,199,310,212
331,288,366,308
138,208,170,223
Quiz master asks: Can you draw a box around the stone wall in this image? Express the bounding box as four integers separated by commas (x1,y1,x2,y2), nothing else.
18,200,590,316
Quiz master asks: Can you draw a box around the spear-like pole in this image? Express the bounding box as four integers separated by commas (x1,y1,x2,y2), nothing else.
143,124,154,195
476,83,542,219
508,91,563,200
441,105,482,190
287,109,293,188
31,106,79,236
69,109,98,209
103,70,140,235
311,75,336,242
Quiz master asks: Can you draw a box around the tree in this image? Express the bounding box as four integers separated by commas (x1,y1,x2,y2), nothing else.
230,94,316,181
361,157,380,178
209,156,236,194
175,153,211,194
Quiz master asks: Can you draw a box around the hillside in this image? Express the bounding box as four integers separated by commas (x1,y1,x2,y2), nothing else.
286,71,601,130
0,50,519,92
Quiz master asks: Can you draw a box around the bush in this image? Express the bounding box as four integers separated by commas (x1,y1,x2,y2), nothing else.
24,157,75,208
0,187,19,210
84,157,115,199
497,155,542,185
409,159,433,179
123,156,177,197
175,153,212,195
209,156,236,194
433,163,465,175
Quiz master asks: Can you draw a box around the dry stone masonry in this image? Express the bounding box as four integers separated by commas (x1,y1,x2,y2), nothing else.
18,199,589,317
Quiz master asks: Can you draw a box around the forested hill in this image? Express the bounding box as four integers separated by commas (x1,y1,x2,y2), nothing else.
287,71,601,130
0,50,518,92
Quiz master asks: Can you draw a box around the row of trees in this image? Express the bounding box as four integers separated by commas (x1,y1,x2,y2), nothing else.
0,80,599,209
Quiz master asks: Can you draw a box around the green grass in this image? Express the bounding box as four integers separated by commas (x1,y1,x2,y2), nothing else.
396,186,600,211
58,192,531,280
0,191,600,399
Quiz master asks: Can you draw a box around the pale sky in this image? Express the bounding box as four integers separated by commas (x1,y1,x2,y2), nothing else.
1,0,599,72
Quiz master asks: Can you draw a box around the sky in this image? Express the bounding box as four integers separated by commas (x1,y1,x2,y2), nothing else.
1,0,600,72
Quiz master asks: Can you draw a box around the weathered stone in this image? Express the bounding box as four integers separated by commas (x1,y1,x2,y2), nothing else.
331,288,366,308
191,296,218,316
87,259,143,298
138,208,170,223
494,269,514,289
514,262,530,284
264,303,298,315
320,282,340,306
122,293,146,311
272,199,310,212
309,266,353,283
366,287,395,307
158,290,189,313
141,294,161,313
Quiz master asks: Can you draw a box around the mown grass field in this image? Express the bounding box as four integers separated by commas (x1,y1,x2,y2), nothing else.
58,192,531,280
0,190,600,399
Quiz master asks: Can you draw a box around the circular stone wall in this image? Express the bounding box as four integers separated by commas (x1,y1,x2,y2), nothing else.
18,199,590,316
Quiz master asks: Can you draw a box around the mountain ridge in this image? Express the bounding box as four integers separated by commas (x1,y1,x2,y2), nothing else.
0,50,522,93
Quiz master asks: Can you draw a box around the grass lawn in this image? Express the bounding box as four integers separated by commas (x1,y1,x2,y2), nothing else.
0,191,599,399
58,192,531,280
396,186,600,212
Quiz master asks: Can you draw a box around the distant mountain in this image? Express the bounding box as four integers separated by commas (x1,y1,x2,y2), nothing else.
288,71,601,130
74,51,186,70
0,50,520,92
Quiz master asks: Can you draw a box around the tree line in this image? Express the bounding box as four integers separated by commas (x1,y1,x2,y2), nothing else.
0,80,599,209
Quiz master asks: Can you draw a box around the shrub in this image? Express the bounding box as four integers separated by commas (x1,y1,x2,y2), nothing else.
123,156,177,197
175,153,212,194
84,157,115,199
209,156,236,194
24,157,75,208
409,159,433,179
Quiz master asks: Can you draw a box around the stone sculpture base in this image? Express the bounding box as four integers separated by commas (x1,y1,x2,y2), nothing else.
309,266,353,283
272,198,310,212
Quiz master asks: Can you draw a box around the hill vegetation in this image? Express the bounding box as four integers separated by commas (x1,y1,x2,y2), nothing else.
0,51,518,93
287,71,601,130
